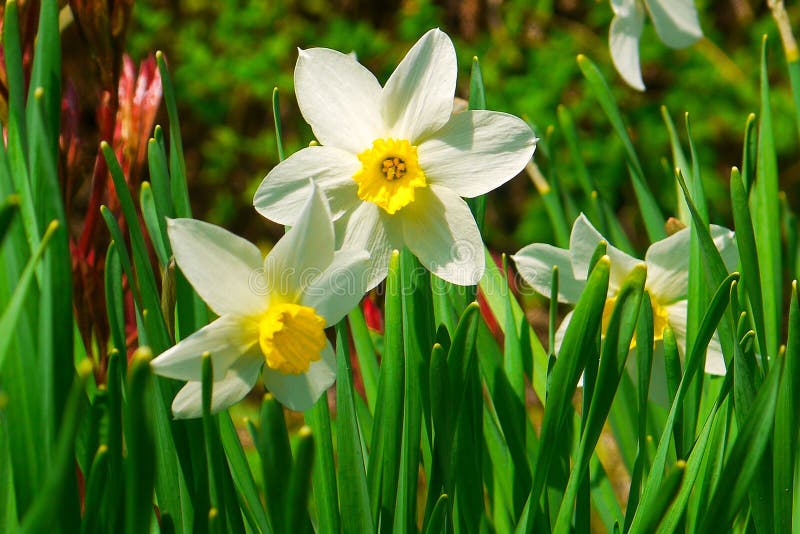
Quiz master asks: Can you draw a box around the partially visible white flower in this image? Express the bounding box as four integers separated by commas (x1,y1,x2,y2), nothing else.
151,184,370,418
512,213,738,376
610,0,703,90
253,28,537,289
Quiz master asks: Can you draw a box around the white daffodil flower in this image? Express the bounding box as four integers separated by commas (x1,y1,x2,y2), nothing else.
151,184,370,418
610,0,703,90
512,213,738,376
253,28,537,288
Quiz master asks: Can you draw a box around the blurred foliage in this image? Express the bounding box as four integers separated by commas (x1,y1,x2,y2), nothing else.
127,0,800,254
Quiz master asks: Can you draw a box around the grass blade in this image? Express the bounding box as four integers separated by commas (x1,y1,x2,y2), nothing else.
751,35,782,360
336,320,375,532
0,220,57,370
285,427,314,533
697,349,784,532
773,282,800,532
628,272,739,532
367,250,404,529
305,392,340,534
124,350,157,534
554,264,646,534
519,253,610,531
18,361,92,534
576,54,664,243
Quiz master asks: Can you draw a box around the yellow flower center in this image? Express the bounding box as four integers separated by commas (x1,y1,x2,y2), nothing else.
601,294,669,349
258,302,326,375
352,138,427,214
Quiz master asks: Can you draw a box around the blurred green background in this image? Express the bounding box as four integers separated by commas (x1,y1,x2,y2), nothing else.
126,0,799,255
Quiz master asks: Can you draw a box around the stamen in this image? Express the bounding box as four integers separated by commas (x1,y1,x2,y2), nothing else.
352,138,427,214
259,302,326,375
381,157,407,181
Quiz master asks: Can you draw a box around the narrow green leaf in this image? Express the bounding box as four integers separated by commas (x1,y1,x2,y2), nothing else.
698,350,784,532
554,264,646,534
30,89,74,491
305,394,340,534
0,196,19,246
105,243,127,355
101,142,170,351
259,394,292,531
348,305,379,411
751,35,782,360
336,320,375,533
395,250,432,532
519,254,610,531
629,273,738,532
628,462,685,534
480,246,549,397
201,355,229,531
80,446,110,534
660,107,692,224
576,54,665,243
155,52,191,218
124,350,156,534
4,0,27,153
104,350,124,532
741,113,757,193
623,294,655,531
147,133,174,219
662,326,683,454
0,400,19,533
774,282,800,533
219,413,273,534
368,250,404,528
18,360,92,534
657,371,733,534
285,427,314,533
730,167,767,358
0,220,57,369
140,182,169,267
423,494,449,534
466,56,487,231
448,302,484,529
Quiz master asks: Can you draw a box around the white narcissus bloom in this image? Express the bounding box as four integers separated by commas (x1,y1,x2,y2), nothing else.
512,213,738,376
610,0,703,90
151,184,369,418
253,28,537,289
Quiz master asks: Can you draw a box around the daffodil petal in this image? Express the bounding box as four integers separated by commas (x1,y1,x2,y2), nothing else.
401,185,484,286
645,224,737,304
710,224,739,272
569,213,640,293
167,218,266,317
554,310,573,356
301,249,371,326
150,315,259,381
263,182,335,299
381,28,457,142
171,351,263,419
644,227,692,303
262,340,336,412
418,110,537,197
704,333,728,375
253,146,360,226
609,0,646,91
337,201,395,291
664,300,725,375
512,244,584,304
294,47,383,153
644,0,702,49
